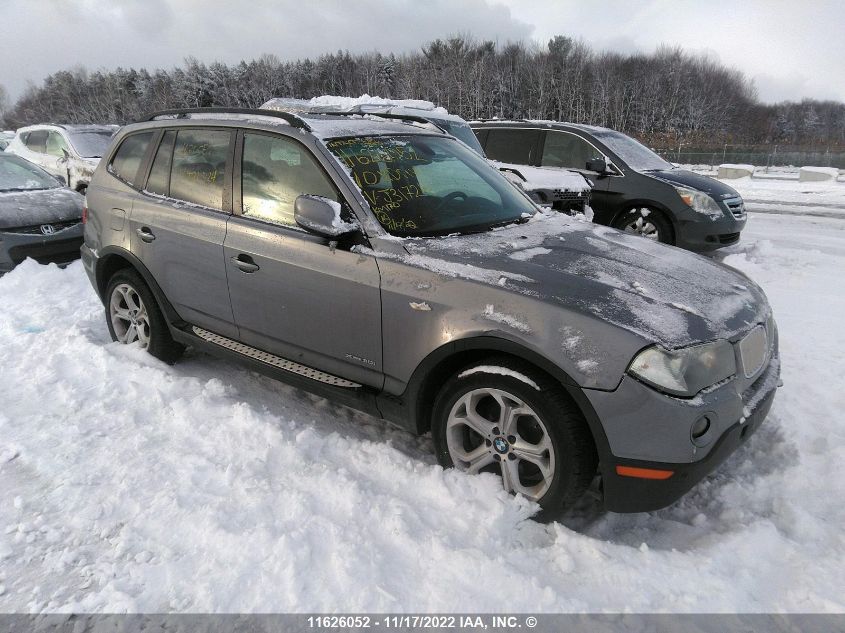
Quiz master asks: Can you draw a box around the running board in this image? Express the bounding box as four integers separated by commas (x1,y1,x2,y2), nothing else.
191,326,361,388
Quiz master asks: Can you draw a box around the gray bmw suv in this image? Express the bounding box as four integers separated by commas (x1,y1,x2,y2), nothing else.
82,108,780,518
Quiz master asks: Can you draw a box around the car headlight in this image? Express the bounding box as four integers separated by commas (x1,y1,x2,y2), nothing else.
628,340,736,397
674,186,723,216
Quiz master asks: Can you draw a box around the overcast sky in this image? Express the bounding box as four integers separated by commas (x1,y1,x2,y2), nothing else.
1,0,843,105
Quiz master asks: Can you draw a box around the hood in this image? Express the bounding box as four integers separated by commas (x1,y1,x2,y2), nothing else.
0,188,84,229
410,213,768,348
646,168,740,199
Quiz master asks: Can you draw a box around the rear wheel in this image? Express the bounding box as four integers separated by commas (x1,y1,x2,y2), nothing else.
432,358,597,521
613,207,674,245
105,269,184,364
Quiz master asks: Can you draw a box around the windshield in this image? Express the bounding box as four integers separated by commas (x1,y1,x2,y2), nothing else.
67,130,114,158
325,135,536,237
0,154,61,191
433,119,485,156
591,129,674,171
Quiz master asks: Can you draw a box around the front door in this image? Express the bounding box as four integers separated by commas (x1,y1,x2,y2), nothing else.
224,130,383,388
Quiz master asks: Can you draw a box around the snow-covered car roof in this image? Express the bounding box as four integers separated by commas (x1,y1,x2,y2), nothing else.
16,123,119,134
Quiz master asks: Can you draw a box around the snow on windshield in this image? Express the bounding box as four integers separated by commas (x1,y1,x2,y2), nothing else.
592,130,673,171
0,155,59,190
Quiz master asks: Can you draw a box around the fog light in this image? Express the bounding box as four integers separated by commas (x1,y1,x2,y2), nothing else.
691,415,712,446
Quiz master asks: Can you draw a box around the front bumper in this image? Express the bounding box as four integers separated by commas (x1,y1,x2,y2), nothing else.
0,223,83,273
675,210,746,251
585,324,780,513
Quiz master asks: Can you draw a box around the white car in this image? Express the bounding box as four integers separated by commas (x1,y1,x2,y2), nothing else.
6,124,118,192
261,95,486,156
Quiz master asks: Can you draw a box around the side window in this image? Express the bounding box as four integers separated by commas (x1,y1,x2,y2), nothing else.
483,129,540,165
169,129,231,210
109,132,154,186
541,131,600,170
46,132,69,157
241,133,338,227
146,130,176,196
24,130,48,154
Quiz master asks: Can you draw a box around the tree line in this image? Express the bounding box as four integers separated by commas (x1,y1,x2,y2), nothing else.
2,35,843,150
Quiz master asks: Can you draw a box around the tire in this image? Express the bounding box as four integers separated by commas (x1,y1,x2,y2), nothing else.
105,268,184,364
612,207,674,245
431,356,597,522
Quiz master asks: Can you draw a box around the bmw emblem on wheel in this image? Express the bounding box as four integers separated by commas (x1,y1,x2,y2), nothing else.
40,224,55,235
493,437,509,454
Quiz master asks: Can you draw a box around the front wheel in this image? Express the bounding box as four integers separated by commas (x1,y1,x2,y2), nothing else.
105,269,184,364
613,207,674,245
432,358,597,521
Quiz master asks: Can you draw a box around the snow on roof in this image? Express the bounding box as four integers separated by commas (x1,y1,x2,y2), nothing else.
491,161,590,193
299,114,444,139
263,94,448,115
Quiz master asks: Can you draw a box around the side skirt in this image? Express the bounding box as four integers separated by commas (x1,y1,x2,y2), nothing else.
170,325,384,420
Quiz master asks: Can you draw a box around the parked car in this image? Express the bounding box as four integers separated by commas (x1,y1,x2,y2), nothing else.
493,161,592,215
0,153,85,274
0,131,15,151
81,107,779,518
262,96,486,156
6,123,118,193
472,121,747,251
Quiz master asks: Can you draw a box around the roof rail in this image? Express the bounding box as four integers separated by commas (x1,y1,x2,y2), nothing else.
314,109,447,134
140,108,312,132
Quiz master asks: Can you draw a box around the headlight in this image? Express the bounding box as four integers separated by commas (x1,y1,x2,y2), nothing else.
674,186,723,216
628,340,736,397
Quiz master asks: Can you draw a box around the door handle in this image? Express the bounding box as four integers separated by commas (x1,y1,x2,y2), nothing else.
231,255,260,273
136,227,156,243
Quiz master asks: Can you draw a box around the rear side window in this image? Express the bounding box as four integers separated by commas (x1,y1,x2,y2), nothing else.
241,132,337,227
169,129,231,210
146,130,176,196
109,132,154,186
483,129,541,165
541,131,600,170
24,130,48,154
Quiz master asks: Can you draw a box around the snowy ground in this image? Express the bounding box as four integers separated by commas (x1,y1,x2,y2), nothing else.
1,210,845,612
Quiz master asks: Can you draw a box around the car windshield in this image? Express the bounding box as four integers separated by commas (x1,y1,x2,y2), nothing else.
591,129,674,171
67,130,114,158
433,119,485,155
0,154,60,191
325,135,536,237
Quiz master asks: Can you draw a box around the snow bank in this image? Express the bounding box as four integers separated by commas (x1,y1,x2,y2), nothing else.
799,166,840,182
718,164,755,179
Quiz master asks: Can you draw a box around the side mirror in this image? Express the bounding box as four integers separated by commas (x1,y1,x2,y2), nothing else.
294,195,359,239
61,147,70,160
55,175,67,186
586,157,607,173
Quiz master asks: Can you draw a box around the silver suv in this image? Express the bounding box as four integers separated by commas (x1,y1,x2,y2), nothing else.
81,107,780,518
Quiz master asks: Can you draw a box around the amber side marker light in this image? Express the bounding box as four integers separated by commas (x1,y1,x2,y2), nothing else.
616,465,675,480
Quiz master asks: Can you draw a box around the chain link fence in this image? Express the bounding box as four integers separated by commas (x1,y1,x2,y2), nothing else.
654,147,845,170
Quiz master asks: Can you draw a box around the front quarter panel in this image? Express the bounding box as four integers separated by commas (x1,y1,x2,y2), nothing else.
374,238,647,394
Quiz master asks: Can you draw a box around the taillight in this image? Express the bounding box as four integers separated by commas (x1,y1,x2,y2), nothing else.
82,206,88,224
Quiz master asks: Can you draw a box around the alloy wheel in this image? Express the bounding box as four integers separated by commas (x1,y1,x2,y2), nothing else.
109,283,151,348
446,387,556,501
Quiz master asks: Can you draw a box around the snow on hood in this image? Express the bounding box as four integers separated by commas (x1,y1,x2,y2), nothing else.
491,161,591,193
0,187,84,228
404,212,769,348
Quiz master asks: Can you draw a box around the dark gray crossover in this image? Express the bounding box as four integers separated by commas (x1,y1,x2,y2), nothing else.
81,108,780,518
0,153,84,274
472,121,747,251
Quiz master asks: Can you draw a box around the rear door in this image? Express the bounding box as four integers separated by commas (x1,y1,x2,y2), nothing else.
128,126,238,338
223,130,383,388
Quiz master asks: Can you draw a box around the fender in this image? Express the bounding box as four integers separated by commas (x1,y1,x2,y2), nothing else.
95,246,186,328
